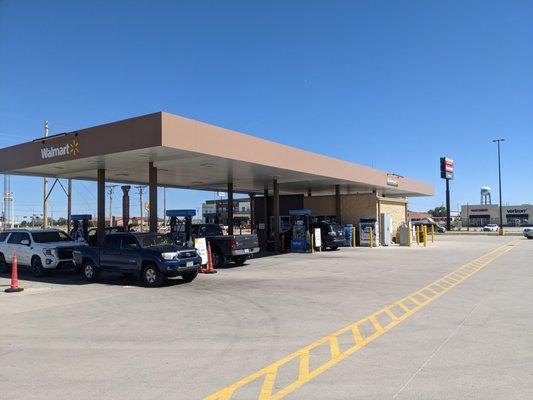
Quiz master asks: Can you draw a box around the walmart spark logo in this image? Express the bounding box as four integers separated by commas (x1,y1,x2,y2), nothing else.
40,139,80,159
70,139,79,156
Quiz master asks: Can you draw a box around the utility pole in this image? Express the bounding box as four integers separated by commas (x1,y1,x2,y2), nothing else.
135,186,145,231
3,174,13,229
43,121,49,228
492,139,505,235
106,184,118,227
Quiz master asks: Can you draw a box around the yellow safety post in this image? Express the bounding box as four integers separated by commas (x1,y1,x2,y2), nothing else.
431,225,435,243
407,223,412,247
423,225,428,247
352,227,356,247
499,227,505,236
369,226,373,248
415,226,420,245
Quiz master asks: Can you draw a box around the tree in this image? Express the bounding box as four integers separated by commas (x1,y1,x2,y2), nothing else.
428,206,446,218
56,217,67,226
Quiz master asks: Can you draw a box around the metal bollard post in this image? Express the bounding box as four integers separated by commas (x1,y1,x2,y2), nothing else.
415,226,420,245
423,225,428,247
352,227,356,247
311,233,315,253
369,226,373,248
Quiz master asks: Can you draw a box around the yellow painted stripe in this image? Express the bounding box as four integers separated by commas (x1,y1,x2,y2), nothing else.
204,240,521,400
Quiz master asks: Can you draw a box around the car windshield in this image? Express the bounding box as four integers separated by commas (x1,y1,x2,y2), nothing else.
330,224,343,232
139,234,174,248
32,231,72,243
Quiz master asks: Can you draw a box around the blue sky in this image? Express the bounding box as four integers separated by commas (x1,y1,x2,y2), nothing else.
1,0,532,222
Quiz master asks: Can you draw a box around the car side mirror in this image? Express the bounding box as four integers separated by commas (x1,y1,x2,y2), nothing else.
20,239,30,246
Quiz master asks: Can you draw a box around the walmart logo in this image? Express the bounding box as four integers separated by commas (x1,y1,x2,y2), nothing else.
41,139,80,159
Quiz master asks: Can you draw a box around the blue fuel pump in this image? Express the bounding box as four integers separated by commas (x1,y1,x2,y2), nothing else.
166,209,196,243
289,209,312,252
70,214,92,242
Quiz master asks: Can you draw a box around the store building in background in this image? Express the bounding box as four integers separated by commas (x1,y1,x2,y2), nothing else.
461,204,533,227
202,198,251,226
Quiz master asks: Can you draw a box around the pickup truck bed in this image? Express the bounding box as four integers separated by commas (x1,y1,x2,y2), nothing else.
171,224,259,268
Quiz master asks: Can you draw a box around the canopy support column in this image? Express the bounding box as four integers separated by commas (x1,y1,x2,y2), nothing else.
249,193,255,233
97,169,106,245
335,184,341,223
263,187,269,248
273,179,280,251
149,162,158,233
67,179,72,234
227,182,234,235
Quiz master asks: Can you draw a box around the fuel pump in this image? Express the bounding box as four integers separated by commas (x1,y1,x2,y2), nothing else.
70,214,92,242
289,209,312,252
166,209,196,244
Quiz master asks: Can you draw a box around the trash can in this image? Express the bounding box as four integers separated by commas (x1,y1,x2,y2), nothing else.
398,223,411,246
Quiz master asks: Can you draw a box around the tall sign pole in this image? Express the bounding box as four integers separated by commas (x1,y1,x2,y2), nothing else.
440,157,454,231
43,121,49,228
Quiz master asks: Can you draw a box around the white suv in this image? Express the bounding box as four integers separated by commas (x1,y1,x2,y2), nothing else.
0,229,83,276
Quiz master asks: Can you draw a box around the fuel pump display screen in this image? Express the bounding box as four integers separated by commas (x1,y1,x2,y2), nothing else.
292,220,307,241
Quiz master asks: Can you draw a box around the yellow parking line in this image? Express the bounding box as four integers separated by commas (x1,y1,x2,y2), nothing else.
204,240,521,400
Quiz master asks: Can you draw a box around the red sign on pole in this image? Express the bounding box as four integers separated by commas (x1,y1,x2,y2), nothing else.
440,157,454,180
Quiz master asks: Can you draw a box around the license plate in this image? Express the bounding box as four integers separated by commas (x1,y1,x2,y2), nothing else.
186,261,194,267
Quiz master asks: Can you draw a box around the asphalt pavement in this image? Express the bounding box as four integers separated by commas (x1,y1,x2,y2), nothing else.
0,235,531,400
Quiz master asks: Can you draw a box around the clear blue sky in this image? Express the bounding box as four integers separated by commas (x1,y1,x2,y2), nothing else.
1,0,532,221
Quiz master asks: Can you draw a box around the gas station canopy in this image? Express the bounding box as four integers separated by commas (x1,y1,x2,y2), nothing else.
0,112,433,197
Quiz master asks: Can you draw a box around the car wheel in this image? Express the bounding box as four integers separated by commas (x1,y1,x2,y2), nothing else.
142,264,164,287
232,255,247,265
0,253,9,273
82,259,100,282
181,270,198,283
212,248,225,268
31,256,46,277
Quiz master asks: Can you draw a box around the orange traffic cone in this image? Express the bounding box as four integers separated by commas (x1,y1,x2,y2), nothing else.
204,242,217,274
5,252,23,293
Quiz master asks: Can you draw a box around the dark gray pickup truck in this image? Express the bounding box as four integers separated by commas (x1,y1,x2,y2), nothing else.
73,232,202,287
172,224,259,268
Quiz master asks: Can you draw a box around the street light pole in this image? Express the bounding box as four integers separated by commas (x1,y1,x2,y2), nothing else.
492,138,505,235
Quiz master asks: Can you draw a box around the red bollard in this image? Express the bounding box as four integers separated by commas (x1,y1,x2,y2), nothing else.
204,241,217,274
5,252,23,293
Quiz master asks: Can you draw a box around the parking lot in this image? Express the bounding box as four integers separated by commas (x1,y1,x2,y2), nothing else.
1,235,532,400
